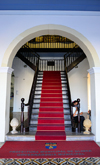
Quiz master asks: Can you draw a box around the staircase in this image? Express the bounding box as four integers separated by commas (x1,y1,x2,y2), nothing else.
29,71,72,140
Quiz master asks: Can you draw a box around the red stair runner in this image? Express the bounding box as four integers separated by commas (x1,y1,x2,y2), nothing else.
35,71,66,141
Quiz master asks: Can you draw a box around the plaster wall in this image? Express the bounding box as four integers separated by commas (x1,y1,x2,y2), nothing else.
12,57,34,112
68,58,89,112
0,11,100,68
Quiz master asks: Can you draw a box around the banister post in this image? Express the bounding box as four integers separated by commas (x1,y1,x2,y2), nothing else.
21,98,25,133
77,98,81,133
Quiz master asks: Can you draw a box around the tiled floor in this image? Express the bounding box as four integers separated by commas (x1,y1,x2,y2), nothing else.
0,158,100,165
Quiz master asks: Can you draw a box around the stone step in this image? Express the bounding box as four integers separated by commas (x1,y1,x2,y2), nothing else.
32,103,70,108
36,83,67,87
32,108,70,114
64,115,71,120
6,132,95,141
30,114,71,120
36,80,67,84
33,98,69,104
35,90,68,95
29,125,72,132
30,119,71,125
37,77,66,81
37,74,66,78
35,87,68,91
34,94,69,99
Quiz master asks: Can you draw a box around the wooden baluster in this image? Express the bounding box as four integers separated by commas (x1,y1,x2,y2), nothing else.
77,98,81,133
21,98,25,133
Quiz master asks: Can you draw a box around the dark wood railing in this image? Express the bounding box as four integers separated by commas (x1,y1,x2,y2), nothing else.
21,98,25,133
64,56,72,123
20,57,39,132
64,53,86,72
27,65,39,126
64,55,81,132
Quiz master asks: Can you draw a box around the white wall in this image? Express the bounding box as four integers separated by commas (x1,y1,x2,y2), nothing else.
0,11,100,67
68,58,89,112
12,57,34,112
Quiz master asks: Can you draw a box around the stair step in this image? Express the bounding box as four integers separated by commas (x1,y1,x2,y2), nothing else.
30,119,71,125
32,109,39,113
36,82,67,86
64,115,71,120
35,90,68,94
31,115,38,119
37,77,66,80
31,114,71,120
32,103,70,108
35,131,66,140
34,94,69,99
33,98,69,104
38,72,43,74
29,124,72,130
29,127,37,131
32,108,70,114
36,80,67,84
65,127,72,132
35,87,68,90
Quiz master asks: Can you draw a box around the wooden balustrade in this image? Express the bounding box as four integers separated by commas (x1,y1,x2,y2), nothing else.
39,59,64,71
21,98,25,133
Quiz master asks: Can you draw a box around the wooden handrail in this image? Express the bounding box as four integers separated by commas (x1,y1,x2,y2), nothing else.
20,57,39,132
64,56,72,123
64,55,81,132
21,98,25,133
28,66,38,126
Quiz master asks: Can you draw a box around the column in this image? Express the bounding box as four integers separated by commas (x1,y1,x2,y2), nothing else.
0,67,14,142
88,67,100,142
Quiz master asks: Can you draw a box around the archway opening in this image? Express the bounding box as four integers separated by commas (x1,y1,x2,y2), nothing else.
1,24,99,142
10,34,89,134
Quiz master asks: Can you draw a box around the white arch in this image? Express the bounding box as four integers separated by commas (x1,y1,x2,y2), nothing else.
1,24,100,68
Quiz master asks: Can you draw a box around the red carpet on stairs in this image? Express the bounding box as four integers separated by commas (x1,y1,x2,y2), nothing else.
35,71,66,141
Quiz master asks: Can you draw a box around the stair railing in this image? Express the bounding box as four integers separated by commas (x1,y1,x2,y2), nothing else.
64,46,86,72
39,59,64,71
20,57,39,132
64,56,81,132
64,56,72,121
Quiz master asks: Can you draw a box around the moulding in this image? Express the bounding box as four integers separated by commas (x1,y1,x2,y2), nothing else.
0,10,100,16
88,67,100,75
0,67,14,74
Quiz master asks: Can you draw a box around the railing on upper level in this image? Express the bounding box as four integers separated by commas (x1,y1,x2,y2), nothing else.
18,44,40,68
39,59,64,71
64,45,86,72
